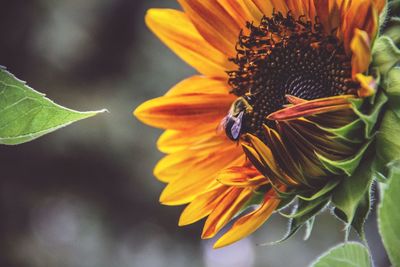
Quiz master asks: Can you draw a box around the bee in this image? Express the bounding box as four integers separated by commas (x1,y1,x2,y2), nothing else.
220,94,254,141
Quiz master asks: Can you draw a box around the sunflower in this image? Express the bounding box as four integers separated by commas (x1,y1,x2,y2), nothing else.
134,0,399,248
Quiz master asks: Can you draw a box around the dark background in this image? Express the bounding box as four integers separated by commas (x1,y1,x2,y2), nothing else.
0,1,390,266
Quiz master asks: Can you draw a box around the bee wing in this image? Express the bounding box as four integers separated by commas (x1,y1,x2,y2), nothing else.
216,107,234,134
230,111,244,140
217,115,227,133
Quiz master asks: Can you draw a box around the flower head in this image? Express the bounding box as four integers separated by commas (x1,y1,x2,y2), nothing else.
134,0,399,248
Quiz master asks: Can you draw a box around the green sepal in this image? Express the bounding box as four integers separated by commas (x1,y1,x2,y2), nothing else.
374,170,388,183
276,194,296,211
237,190,264,215
350,183,372,241
317,139,373,176
376,109,400,172
331,154,374,225
297,178,341,201
350,92,388,139
372,36,400,76
379,0,389,31
383,67,400,118
383,17,400,45
320,119,364,143
280,195,329,219
270,198,329,244
303,216,315,241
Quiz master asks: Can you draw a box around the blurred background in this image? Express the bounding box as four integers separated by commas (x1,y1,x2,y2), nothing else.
0,1,391,266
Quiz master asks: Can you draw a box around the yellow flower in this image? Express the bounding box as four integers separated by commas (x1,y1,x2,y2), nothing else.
134,0,386,248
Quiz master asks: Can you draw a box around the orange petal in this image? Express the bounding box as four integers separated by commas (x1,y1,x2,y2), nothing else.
157,124,218,154
217,0,254,27
159,152,245,205
178,0,241,57
251,0,275,17
245,134,292,185
286,95,308,105
350,29,372,78
263,125,302,185
155,136,237,182
314,0,340,34
246,135,283,178
240,0,264,22
145,9,233,77
179,184,230,226
202,187,254,239
342,0,378,54
286,0,308,19
269,0,289,14
267,95,355,121
134,93,235,130
373,0,387,15
356,73,377,97
165,75,230,96
217,165,267,187
213,189,281,248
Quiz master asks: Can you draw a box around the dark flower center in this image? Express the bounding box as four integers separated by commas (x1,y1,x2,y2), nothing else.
227,11,358,138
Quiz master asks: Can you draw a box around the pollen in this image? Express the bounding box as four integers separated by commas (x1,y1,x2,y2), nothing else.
228,11,358,138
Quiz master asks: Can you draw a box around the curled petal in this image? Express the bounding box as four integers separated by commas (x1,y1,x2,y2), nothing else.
244,135,296,186
268,95,355,121
356,73,377,97
351,29,371,78
286,94,308,105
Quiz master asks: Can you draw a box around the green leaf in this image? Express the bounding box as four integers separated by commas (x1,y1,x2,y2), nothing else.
378,165,400,267
0,68,106,145
310,242,372,267
377,109,400,167
332,155,374,224
372,36,400,76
